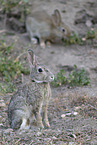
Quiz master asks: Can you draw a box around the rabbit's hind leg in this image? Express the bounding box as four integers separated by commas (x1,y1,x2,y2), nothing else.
11,117,22,130
11,116,30,130
19,118,30,130
11,110,30,130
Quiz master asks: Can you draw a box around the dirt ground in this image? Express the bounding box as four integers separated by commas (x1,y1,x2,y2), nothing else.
0,0,97,144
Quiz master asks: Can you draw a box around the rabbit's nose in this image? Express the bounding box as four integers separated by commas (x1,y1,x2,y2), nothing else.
50,75,54,80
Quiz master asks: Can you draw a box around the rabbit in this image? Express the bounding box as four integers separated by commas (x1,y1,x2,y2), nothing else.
8,49,54,130
26,9,70,48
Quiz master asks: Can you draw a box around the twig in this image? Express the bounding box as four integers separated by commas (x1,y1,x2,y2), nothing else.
15,138,21,144
21,73,24,83
29,140,34,145
86,104,97,110
14,52,26,62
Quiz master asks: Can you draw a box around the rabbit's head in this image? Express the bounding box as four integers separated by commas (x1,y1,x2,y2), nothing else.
27,49,54,83
51,9,70,39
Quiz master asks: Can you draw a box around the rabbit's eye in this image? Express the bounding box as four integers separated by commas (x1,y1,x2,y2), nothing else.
38,68,43,73
62,28,65,32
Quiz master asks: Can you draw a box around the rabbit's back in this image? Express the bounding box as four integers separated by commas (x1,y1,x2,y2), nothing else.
26,11,52,39
8,85,29,125
27,10,52,25
8,85,28,108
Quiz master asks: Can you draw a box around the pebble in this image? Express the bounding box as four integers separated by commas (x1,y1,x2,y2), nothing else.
61,114,66,118
52,136,57,140
65,113,72,116
0,123,4,127
36,131,42,136
73,112,78,115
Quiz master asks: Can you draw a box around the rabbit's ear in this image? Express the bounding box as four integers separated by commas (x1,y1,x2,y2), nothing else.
52,9,61,26
27,49,36,66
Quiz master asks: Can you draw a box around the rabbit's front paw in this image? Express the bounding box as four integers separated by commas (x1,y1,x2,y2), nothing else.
31,38,38,44
45,121,50,128
19,118,30,130
46,41,51,48
38,123,44,129
40,41,46,49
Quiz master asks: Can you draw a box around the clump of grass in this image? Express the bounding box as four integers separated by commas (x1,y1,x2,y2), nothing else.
51,65,90,87
68,65,90,86
0,82,16,93
0,0,29,14
51,69,67,86
86,29,96,39
62,32,84,45
0,0,30,30
0,40,29,93
63,29,96,45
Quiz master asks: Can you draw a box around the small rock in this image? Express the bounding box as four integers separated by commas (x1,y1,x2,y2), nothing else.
0,123,4,127
52,136,57,140
86,20,92,27
65,113,72,116
36,131,42,136
82,37,86,41
73,112,78,116
61,114,66,118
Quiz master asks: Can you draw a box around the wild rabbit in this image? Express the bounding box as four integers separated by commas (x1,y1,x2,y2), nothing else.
26,9,70,48
8,49,54,130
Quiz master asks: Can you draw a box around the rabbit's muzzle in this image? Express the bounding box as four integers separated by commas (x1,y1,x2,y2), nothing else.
50,75,54,82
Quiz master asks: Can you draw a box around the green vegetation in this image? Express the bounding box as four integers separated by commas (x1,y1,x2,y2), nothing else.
68,65,90,86
86,29,96,39
0,0,29,13
63,29,96,45
51,69,67,86
0,40,29,93
63,32,83,45
51,65,90,87
0,0,30,26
